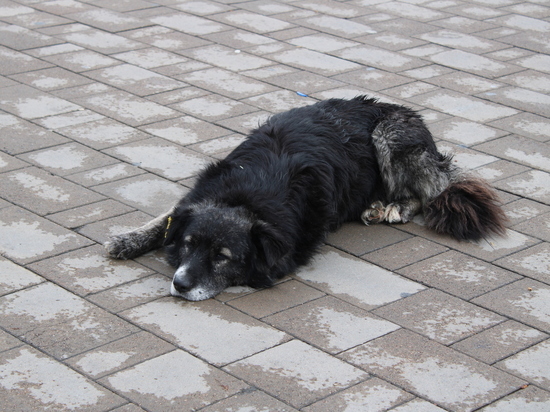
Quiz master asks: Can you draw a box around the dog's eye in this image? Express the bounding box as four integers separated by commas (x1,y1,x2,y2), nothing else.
213,247,232,262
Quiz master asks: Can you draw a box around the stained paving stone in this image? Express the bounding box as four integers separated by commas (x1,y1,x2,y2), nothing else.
0,256,43,297
295,246,425,311
502,198,550,226
496,339,550,391
225,339,368,409
228,279,325,319
139,116,229,146
479,385,550,412
0,206,93,264
199,389,299,412
77,210,158,244
398,250,521,300
42,49,119,72
341,329,525,412
28,244,154,296
46,199,135,229
60,29,146,54
8,67,93,91
0,282,138,359
473,279,550,331
373,289,505,345
102,350,248,411
479,86,550,117
511,212,550,243
172,94,259,121
495,170,550,204
451,320,548,364
429,118,508,146
0,166,105,214
66,331,175,379
495,243,550,285
474,160,530,184
265,295,399,354
0,346,125,411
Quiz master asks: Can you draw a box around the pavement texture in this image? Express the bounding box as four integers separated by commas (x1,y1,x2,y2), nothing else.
0,0,549,411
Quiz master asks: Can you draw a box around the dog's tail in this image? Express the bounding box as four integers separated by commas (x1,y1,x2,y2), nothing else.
423,177,507,241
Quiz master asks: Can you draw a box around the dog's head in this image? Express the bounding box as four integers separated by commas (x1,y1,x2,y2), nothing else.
164,203,288,301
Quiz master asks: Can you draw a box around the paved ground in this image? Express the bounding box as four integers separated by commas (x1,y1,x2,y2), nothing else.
0,0,549,411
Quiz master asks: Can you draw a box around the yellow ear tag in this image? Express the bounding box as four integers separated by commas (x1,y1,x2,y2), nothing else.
164,216,173,239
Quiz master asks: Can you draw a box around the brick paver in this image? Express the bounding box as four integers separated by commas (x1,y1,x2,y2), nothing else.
0,0,548,411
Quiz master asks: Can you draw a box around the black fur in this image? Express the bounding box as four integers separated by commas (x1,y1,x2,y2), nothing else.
105,96,506,300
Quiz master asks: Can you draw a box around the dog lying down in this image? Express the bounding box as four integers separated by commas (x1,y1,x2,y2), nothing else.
105,96,506,301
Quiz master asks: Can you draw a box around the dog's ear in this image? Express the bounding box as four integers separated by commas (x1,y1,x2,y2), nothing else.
163,207,192,246
250,220,288,268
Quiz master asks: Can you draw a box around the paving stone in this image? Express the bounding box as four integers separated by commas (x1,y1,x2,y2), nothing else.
495,243,550,284
0,206,93,264
496,339,550,390
225,339,367,409
182,44,272,72
288,33,360,52
304,377,413,412
180,68,277,99
426,71,503,94
34,109,104,130
265,296,399,353
60,29,146,54
0,346,124,411
103,138,210,181
199,389,299,412
512,212,550,243
0,150,27,173
87,274,171,313
341,329,525,412
127,29,211,51
9,67,93,91
398,250,521,300
500,70,550,94
495,170,550,204
228,279,325,318
374,289,505,344
268,48,361,75
0,23,60,50
266,71,346,95
333,68,410,91
28,244,154,296
19,142,117,176
66,331,175,379
139,116,229,145
473,279,550,331
0,84,82,119
32,0,98,15
480,385,550,411
42,49,119,72
297,14,376,37
429,118,507,146
112,47,187,69
74,90,179,127
146,86,209,105
150,12,231,35
384,81,439,99
66,9,147,32
295,246,425,310
473,159,529,183
102,350,247,411
335,45,425,71
86,64,186,97
452,320,548,364
46,199,134,229
390,398,447,412
502,198,550,226
0,256,43,297
121,297,288,365
0,329,22,353
0,282,138,359
363,237,448,271
479,87,550,117
65,163,145,187
0,167,104,215
216,110,271,134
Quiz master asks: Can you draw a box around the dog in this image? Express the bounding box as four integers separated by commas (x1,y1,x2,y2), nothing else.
105,96,506,301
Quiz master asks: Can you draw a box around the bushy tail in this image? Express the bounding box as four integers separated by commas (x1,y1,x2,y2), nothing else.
424,177,507,241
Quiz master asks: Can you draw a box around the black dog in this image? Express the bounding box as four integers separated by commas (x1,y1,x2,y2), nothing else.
105,96,506,300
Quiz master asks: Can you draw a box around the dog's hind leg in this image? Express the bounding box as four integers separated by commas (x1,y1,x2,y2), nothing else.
104,208,175,259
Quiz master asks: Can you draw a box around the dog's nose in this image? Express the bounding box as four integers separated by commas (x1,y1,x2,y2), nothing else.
172,275,193,293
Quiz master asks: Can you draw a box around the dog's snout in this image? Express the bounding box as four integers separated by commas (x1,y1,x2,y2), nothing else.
173,275,193,293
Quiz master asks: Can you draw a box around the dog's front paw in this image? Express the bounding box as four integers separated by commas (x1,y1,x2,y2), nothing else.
361,201,386,225
384,203,402,223
104,234,141,260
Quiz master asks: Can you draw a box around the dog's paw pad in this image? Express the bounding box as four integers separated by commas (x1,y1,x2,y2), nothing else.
361,202,386,225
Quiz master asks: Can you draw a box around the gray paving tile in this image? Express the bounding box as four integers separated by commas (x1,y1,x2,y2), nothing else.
228,279,325,318
0,166,105,215
496,339,550,390
398,251,521,300
265,295,399,353
139,116,229,146
0,282,138,359
101,350,247,411
0,206,93,264
199,389,298,412
495,243,550,284
0,150,27,173
341,329,525,412
495,170,550,204
478,86,550,117
60,29,146,54
429,118,508,146
473,279,550,331
42,49,119,72
374,289,505,345
225,339,368,409
452,320,548,364
502,198,550,226
0,23,60,50
295,246,425,310
65,9,147,32
0,346,124,411
121,297,288,365
77,210,158,244
0,256,44,297
9,67,93,91
66,331,175,379
112,48,188,69
65,163,146,187
46,199,135,229
489,112,550,143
